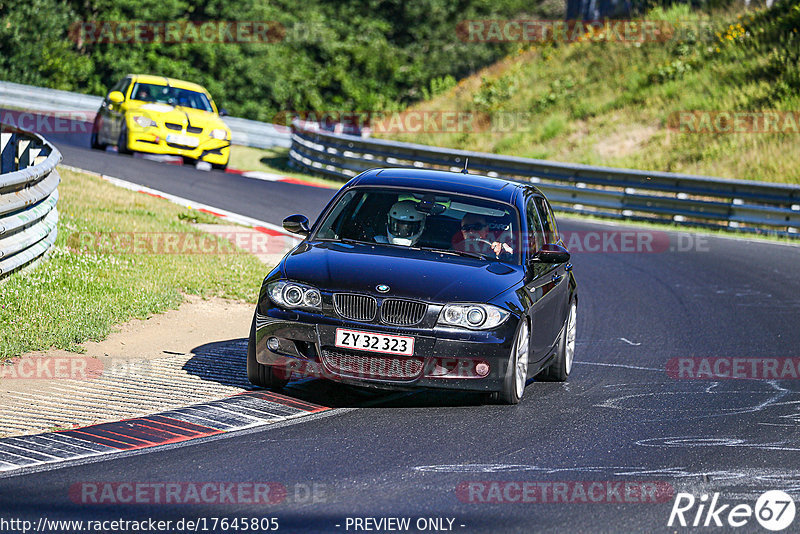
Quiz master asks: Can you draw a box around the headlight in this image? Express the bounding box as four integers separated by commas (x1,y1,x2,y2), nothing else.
210,128,228,140
438,303,509,330
133,115,156,128
267,281,322,311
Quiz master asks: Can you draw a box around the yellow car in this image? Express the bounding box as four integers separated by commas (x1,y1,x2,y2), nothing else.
91,74,232,170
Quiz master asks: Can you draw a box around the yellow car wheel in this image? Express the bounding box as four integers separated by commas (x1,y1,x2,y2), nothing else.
118,124,131,155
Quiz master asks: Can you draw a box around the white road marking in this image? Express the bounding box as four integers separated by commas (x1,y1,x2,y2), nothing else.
574,361,661,372
59,165,300,244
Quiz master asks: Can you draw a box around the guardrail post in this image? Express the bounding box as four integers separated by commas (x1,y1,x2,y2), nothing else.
28,145,42,165
17,137,31,169
0,132,15,173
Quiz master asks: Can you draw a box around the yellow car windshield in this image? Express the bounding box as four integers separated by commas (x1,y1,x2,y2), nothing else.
130,83,214,113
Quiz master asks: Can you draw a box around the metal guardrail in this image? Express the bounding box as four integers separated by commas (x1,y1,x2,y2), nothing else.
289,122,800,237
0,80,291,149
0,127,61,279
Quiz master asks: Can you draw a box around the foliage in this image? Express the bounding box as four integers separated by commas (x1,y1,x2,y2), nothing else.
380,0,800,183
0,0,561,120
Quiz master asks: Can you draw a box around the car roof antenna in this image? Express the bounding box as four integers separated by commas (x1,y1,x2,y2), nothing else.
461,158,469,174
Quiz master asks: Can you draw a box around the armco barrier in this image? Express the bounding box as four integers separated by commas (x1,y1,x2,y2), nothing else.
289,122,800,237
0,80,291,149
0,126,61,279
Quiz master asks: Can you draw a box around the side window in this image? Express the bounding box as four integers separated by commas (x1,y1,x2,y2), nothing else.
534,197,559,244
526,198,545,256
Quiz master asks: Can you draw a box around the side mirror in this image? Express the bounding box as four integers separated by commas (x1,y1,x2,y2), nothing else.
218,108,228,117
535,243,570,264
283,214,310,236
108,91,124,104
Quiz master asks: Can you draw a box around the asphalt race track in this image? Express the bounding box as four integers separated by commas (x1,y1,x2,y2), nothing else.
1,133,799,533
57,143,335,225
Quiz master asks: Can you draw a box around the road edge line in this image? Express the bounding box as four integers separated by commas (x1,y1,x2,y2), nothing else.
59,164,301,245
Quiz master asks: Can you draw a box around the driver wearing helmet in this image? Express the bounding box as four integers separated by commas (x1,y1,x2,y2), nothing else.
375,200,426,246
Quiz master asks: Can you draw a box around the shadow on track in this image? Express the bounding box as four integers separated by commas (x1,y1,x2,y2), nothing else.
187,338,489,409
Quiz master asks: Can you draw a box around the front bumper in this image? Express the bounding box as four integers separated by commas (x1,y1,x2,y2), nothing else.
127,126,230,165
254,309,518,392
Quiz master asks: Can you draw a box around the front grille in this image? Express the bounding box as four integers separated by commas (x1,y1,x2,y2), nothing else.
165,122,182,131
186,125,203,134
381,299,427,326
333,293,377,322
321,348,423,380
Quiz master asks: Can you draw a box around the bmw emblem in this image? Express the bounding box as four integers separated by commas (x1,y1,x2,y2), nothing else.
376,284,390,293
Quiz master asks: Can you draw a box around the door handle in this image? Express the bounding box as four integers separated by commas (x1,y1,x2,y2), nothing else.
552,273,562,284
565,263,573,272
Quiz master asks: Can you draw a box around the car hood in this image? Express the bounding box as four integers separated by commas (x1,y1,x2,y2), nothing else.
282,241,523,303
127,102,229,130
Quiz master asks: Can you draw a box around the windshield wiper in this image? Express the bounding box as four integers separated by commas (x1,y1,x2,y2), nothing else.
337,238,372,246
418,246,487,261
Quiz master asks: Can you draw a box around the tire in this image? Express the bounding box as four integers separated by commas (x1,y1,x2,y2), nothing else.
538,300,577,382
90,118,104,150
118,123,131,154
246,313,290,390
497,319,530,405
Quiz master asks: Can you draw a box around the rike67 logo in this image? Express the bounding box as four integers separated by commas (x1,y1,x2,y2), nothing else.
668,491,796,530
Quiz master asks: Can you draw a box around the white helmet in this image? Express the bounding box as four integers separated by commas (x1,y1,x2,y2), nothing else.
387,200,426,246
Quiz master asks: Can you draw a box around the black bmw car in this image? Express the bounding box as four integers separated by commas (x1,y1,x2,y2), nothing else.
247,168,577,404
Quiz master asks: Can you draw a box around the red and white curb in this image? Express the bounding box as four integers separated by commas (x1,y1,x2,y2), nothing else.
60,165,302,246
224,168,336,189
0,392,329,475
116,149,334,189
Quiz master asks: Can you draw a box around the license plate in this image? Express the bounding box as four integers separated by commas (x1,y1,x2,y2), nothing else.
335,328,414,356
166,133,199,147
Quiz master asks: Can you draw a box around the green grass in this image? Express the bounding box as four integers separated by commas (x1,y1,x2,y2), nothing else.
379,2,800,183
228,145,343,189
0,167,270,359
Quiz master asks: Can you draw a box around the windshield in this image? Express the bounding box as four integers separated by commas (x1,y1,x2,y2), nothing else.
130,83,214,112
315,188,520,264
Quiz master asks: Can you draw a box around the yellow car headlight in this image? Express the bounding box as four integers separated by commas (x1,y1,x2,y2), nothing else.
133,115,157,128
210,128,228,140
